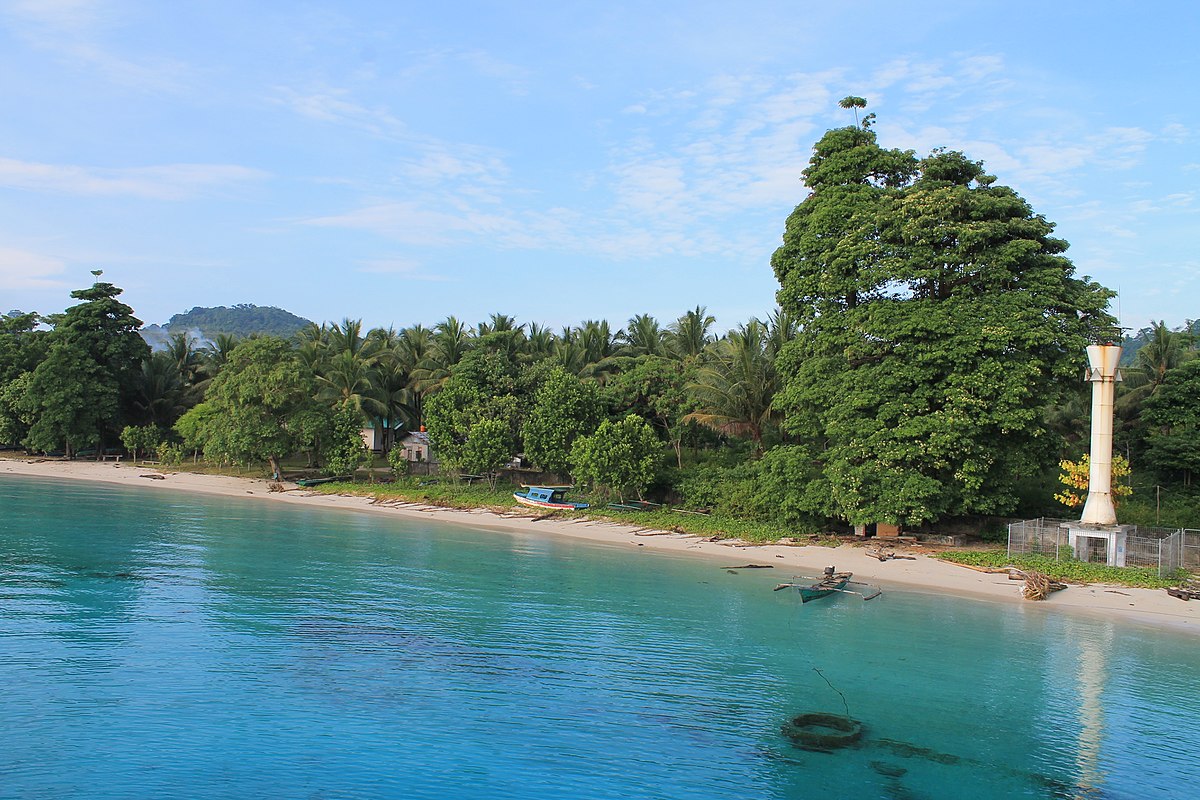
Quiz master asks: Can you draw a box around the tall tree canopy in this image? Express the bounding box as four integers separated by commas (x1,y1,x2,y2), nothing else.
199,336,326,477
772,122,1115,525
20,279,149,455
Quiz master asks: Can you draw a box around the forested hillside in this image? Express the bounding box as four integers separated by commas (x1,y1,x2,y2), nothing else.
165,305,313,339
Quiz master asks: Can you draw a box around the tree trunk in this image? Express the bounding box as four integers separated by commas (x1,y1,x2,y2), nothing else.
268,455,282,481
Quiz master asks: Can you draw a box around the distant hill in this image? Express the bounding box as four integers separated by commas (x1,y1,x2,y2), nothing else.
141,304,314,350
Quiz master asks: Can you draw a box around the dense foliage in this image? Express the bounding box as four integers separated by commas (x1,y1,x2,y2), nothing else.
772,126,1116,525
2,105,1196,536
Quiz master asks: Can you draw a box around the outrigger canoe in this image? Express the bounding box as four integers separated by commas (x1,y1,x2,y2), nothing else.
513,486,589,510
775,566,882,603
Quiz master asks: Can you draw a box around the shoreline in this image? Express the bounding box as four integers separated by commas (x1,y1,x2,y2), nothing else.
4,458,1198,636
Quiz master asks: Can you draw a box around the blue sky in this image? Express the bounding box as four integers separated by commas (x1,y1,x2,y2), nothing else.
1,1,1197,335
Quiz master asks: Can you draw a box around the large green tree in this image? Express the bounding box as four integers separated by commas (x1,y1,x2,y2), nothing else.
200,336,326,477
21,344,117,455
772,122,1115,525
522,366,601,475
0,312,48,445
18,279,148,455
570,414,659,500
605,355,695,468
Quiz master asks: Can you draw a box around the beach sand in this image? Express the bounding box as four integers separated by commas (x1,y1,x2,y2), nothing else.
4,457,1197,635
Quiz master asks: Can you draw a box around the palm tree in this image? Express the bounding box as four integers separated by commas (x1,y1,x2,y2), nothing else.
316,349,380,416
573,319,622,381
764,307,799,359
133,352,189,428
477,313,523,337
1118,321,1195,416
328,318,375,362
683,320,780,454
165,333,203,384
667,306,715,361
205,333,240,372
621,313,665,357
523,322,558,362
368,350,419,450
367,324,401,352
411,316,473,394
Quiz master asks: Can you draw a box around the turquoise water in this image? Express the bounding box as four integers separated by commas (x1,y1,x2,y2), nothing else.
2,476,1197,799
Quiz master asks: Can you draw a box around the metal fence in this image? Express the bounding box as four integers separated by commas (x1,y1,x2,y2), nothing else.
1007,519,1200,578
1184,529,1200,571
1006,518,1074,559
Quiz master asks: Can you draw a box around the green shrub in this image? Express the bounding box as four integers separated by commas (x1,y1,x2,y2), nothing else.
387,447,410,477
156,441,185,466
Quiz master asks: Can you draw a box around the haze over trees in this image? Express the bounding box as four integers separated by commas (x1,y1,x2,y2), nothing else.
2,103,1196,531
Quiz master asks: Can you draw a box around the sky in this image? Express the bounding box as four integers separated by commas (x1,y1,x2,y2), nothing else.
1,1,1197,335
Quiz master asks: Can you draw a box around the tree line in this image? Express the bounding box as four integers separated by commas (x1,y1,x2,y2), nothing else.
2,106,1197,530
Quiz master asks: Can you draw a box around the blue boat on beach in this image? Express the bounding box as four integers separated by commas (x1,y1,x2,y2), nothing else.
513,485,589,510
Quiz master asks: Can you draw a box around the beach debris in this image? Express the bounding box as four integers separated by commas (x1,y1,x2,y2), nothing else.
267,482,284,493
1166,581,1200,601
139,473,166,480
720,564,773,570
867,548,916,562
1020,570,1067,601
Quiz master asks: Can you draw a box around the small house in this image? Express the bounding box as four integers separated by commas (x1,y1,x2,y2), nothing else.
395,429,437,466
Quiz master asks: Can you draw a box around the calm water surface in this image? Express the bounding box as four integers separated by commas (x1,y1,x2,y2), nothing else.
2,476,1197,799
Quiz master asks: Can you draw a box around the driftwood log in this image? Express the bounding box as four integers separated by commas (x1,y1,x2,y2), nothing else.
1020,570,1067,601
868,549,916,562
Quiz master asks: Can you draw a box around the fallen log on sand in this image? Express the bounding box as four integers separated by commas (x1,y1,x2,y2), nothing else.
868,549,916,562
1020,570,1067,601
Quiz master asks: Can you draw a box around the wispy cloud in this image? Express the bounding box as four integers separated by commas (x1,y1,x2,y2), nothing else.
5,0,103,30
274,87,510,192
357,257,452,282
0,246,68,290
294,52,1190,276
2,0,191,91
305,201,514,247
0,158,267,199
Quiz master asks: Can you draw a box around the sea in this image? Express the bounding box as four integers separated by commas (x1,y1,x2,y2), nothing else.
2,475,1197,799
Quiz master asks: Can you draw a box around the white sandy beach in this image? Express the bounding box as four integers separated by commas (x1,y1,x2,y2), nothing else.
4,457,1198,635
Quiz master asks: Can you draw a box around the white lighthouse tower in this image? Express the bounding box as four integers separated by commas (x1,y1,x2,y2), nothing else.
1067,344,1132,565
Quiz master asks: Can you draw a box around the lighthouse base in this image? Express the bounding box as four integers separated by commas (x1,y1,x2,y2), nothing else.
1066,524,1134,567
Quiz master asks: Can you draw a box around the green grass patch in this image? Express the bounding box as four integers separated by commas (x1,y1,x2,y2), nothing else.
934,549,1182,588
